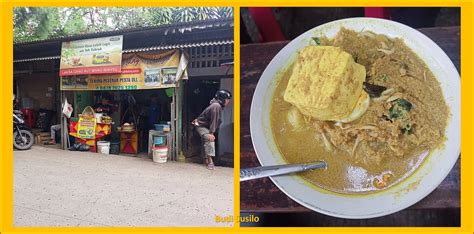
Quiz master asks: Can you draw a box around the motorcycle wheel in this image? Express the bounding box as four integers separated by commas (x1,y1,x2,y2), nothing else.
13,129,34,150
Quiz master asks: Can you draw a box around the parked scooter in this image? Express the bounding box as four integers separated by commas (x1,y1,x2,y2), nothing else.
13,96,34,150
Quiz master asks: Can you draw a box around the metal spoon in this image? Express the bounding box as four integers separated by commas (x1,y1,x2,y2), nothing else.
240,161,327,182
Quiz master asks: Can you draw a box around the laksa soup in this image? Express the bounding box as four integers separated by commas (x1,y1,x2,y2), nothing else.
270,28,449,194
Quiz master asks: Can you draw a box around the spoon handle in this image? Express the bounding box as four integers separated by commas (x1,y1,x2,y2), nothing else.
240,161,327,182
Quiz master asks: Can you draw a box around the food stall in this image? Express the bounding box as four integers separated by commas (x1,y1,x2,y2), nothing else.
68,108,113,152
59,35,188,160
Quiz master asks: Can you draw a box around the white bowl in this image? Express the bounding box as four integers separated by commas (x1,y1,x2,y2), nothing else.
249,17,460,219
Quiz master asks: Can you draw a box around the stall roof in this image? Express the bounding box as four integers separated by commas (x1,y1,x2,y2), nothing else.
14,18,234,62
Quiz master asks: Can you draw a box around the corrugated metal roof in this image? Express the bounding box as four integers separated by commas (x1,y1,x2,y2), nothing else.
15,18,233,46
14,56,61,63
124,39,233,53
13,39,233,63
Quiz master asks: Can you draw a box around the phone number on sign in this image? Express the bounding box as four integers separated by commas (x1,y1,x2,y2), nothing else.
96,85,138,90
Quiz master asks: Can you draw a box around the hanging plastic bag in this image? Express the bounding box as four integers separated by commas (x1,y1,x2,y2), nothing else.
62,98,73,118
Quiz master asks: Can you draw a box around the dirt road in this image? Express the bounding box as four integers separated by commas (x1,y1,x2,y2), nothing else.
14,146,234,227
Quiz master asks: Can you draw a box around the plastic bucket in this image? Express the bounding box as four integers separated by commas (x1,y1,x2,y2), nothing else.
97,141,111,155
152,147,168,163
21,108,36,129
154,124,169,132
153,136,165,146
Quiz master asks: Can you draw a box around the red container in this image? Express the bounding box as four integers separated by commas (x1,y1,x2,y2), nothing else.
21,108,36,128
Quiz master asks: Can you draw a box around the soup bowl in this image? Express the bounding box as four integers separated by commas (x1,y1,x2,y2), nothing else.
249,17,460,219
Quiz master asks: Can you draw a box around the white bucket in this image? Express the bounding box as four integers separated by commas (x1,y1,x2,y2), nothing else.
97,141,110,155
153,147,168,163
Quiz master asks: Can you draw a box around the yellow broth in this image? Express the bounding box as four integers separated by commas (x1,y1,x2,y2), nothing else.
269,28,449,194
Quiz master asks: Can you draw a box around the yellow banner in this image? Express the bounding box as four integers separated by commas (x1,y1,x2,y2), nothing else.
60,35,123,76
61,50,182,91
77,117,97,139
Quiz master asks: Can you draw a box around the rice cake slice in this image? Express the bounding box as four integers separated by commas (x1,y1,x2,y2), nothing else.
283,46,366,121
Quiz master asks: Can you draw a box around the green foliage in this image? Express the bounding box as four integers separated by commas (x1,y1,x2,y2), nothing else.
13,7,233,43
14,7,62,42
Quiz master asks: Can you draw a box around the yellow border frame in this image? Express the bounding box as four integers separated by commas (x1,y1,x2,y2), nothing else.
1,1,472,234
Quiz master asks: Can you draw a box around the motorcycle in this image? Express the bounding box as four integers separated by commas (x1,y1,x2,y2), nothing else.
13,109,34,150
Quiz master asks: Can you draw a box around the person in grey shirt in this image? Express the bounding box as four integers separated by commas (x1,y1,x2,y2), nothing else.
192,89,232,170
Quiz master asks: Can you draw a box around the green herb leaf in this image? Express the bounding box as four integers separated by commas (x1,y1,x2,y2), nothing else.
396,98,412,111
312,37,321,45
385,98,415,134
387,98,412,120
381,74,389,82
401,124,414,135
388,107,402,119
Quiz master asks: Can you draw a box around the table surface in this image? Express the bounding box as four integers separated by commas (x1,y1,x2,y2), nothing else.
240,26,460,214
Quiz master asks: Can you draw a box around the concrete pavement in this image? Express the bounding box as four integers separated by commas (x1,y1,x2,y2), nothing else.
14,146,234,227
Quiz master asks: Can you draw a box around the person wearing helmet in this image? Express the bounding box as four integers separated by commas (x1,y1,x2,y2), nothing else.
192,89,232,170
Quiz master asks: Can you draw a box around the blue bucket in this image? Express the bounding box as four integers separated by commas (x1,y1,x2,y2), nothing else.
154,124,167,131
154,136,165,146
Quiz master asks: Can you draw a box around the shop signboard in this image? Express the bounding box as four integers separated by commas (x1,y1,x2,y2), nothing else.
60,35,123,76
77,117,96,139
60,49,186,91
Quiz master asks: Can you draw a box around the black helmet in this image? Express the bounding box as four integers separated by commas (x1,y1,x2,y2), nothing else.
215,89,232,101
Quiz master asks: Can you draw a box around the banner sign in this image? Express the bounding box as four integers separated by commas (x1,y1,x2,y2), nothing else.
61,50,184,91
77,117,96,139
60,35,123,76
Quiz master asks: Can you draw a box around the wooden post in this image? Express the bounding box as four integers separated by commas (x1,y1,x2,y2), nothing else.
175,85,182,161
60,91,68,150
170,91,176,161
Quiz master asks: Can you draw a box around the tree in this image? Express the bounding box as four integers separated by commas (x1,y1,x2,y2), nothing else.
14,7,62,42
13,7,234,43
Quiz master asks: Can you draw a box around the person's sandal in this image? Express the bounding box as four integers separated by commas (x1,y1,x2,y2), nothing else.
207,162,215,170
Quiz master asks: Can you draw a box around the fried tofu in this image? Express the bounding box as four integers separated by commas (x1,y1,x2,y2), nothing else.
283,46,367,121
